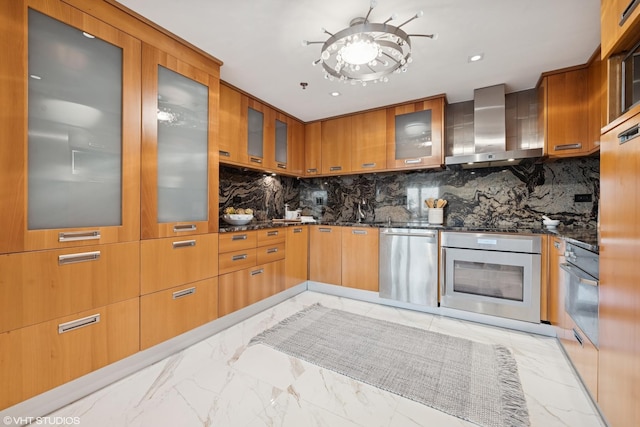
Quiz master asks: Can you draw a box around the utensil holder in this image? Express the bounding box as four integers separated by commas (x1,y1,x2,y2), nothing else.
428,208,443,225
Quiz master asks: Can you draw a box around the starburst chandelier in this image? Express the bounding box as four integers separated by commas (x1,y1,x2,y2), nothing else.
302,0,436,86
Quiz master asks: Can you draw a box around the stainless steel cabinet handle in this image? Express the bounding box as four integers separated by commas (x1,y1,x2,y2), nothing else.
573,328,584,347
250,157,262,164
404,158,422,164
553,143,582,151
319,227,332,233
293,228,303,233
620,0,640,25
58,251,101,265
231,234,248,241
251,268,264,276
58,314,100,334
618,123,640,145
329,166,342,171
277,163,287,169
219,150,231,157
266,247,279,253
232,254,248,261
267,230,279,236
173,224,196,232
172,287,196,300
306,168,317,173
361,162,376,168
58,230,100,242
172,240,196,249
352,230,368,235
381,231,436,238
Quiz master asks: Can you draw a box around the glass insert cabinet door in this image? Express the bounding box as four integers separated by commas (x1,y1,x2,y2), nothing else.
1,5,142,253
140,44,218,238
386,97,444,169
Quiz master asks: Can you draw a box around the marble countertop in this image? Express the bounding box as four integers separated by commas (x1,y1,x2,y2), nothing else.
219,220,599,253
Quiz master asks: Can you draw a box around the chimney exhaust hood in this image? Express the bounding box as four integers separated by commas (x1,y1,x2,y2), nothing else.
445,84,543,169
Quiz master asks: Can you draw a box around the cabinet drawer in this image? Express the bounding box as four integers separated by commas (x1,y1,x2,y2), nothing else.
256,228,285,245
257,242,285,264
141,233,218,295
140,277,218,349
218,248,257,275
0,298,139,410
0,242,140,334
218,260,284,316
219,231,257,253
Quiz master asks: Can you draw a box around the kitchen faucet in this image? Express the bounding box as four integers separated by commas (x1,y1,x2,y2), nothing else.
357,199,366,223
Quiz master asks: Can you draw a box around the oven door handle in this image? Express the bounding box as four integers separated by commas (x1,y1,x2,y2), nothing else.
560,263,599,286
440,247,447,296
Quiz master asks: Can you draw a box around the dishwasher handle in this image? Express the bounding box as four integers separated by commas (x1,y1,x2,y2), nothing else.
380,229,437,239
560,263,599,286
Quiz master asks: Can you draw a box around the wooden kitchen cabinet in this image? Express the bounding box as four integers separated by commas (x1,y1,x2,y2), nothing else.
386,97,445,169
538,67,596,157
547,236,569,338
218,260,284,316
140,277,218,349
140,233,218,295
601,0,640,59
309,225,342,285
218,83,249,165
341,227,379,291
305,121,322,176
321,116,352,175
0,297,139,410
351,110,387,173
140,43,220,239
562,319,599,401
0,0,142,253
0,242,140,334
287,117,306,176
284,226,309,289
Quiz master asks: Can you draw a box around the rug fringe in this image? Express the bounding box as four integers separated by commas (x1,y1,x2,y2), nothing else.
495,345,531,426
248,303,324,347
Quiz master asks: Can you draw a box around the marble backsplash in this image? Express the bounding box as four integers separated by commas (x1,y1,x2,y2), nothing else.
220,156,599,229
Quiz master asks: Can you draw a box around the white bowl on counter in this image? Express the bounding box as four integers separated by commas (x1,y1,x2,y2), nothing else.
543,219,560,228
222,214,254,225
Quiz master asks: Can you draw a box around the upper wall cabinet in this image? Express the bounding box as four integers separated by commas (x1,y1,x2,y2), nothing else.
304,122,322,176
351,110,387,173
386,97,445,169
601,0,640,59
218,83,249,164
321,116,352,175
140,44,220,239
0,1,141,254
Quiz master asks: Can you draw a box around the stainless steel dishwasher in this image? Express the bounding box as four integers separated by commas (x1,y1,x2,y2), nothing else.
379,228,439,307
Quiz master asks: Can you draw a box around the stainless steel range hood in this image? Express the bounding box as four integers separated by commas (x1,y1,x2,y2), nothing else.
445,84,543,168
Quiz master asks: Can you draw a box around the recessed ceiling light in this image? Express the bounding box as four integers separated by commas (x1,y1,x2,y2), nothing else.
29,74,42,80
330,91,341,97
468,53,484,62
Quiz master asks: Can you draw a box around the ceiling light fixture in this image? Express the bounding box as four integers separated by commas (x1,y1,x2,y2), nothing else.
468,53,484,62
303,0,435,86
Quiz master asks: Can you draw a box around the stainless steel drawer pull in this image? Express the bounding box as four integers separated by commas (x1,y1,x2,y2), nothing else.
362,162,376,168
173,224,196,232
306,168,317,173
267,230,279,236
267,247,279,253
573,328,584,347
352,230,368,235
620,0,640,25
251,268,264,276
58,230,100,242
329,166,342,171
219,150,231,157
172,287,196,300
618,123,640,145
58,251,101,265
172,240,196,249
293,228,303,233
58,314,100,334
553,143,582,151
404,158,422,164
250,157,262,164
277,163,287,169
232,254,248,261
319,227,332,233
232,234,248,241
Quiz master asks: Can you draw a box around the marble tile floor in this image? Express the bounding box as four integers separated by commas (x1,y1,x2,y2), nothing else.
48,291,605,427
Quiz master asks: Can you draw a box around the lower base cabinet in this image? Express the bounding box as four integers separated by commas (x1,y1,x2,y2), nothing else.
341,227,379,291
284,226,308,289
218,260,285,316
561,321,599,401
0,298,139,409
140,278,219,350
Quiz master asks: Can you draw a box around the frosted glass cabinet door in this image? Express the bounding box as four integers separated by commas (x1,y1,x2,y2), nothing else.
275,118,288,166
28,10,123,230
156,66,209,223
247,106,264,162
395,110,433,159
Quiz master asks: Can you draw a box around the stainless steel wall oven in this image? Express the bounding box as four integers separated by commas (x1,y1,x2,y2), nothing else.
440,232,542,323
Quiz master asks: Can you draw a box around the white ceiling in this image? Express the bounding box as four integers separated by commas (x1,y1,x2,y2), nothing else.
117,0,601,123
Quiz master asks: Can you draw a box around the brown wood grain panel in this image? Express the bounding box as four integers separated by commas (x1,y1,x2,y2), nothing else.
0,297,139,410
601,0,640,59
256,242,285,265
546,236,567,335
256,228,286,246
309,226,342,285
351,110,387,172
218,249,257,276
219,230,257,253
0,242,140,334
219,83,249,165
140,233,218,294
140,277,218,349
304,122,322,176
284,226,308,289
287,117,306,176
341,227,379,292
321,116,352,175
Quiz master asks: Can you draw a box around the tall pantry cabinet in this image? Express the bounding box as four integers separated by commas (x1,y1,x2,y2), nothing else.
0,0,222,410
